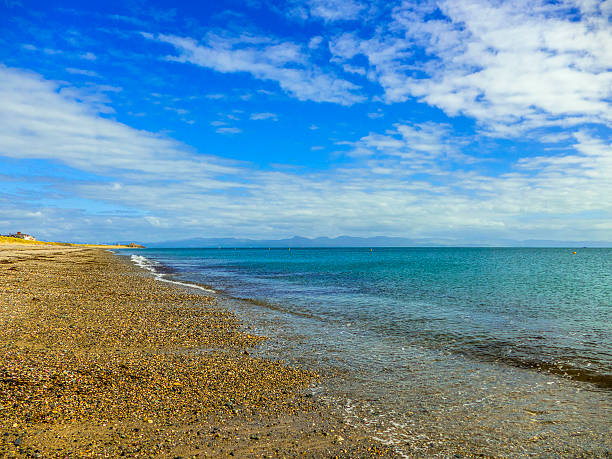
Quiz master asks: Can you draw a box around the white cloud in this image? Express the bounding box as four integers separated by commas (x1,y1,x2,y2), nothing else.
308,36,324,49
165,106,189,115
0,65,238,180
348,122,463,170
144,216,169,228
342,63,366,76
330,0,612,132
79,52,97,61
250,112,278,121
216,127,242,134
2,65,611,243
65,68,99,77
148,33,365,105
306,0,367,22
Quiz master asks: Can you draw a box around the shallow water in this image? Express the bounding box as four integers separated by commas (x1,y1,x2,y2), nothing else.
123,248,612,456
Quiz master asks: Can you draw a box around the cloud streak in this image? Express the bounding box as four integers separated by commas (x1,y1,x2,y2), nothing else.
0,65,238,182
148,32,365,105
1,65,611,243
304,0,367,22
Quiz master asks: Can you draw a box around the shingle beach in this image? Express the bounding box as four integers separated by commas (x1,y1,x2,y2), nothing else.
0,245,392,457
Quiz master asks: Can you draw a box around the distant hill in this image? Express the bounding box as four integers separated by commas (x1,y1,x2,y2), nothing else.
145,235,446,248
143,235,612,248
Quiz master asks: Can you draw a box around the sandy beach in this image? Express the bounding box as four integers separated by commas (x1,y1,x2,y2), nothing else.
0,245,391,457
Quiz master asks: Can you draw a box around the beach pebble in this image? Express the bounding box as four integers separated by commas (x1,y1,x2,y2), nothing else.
0,246,394,458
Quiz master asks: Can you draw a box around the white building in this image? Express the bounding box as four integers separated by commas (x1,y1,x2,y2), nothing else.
8,232,36,241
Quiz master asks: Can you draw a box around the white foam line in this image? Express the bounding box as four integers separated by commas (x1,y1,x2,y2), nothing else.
160,277,217,293
130,254,216,293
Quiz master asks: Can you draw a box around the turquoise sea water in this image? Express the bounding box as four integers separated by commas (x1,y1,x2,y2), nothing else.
123,248,612,456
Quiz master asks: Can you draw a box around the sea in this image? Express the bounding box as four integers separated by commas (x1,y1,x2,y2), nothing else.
120,247,611,457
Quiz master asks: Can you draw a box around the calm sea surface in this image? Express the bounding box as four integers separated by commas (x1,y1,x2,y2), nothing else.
122,247,612,456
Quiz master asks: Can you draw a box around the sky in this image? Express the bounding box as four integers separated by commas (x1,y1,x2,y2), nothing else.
0,0,611,244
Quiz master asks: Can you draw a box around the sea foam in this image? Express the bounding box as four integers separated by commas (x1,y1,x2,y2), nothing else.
130,254,215,293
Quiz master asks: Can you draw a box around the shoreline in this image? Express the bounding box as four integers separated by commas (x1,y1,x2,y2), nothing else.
0,245,392,457
124,248,612,458
129,254,218,294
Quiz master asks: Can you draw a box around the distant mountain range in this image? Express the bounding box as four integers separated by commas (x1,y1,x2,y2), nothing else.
145,235,431,248
140,236,612,248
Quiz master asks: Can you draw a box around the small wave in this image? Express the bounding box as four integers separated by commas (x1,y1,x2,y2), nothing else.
130,255,157,272
130,255,216,293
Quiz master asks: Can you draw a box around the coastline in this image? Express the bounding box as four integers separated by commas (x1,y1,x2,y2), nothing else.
121,248,612,458
0,245,391,457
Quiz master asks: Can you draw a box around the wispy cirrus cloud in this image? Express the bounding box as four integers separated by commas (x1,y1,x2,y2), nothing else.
216,126,242,134
145,32,365,105
0,65,238,181
65,67,99,77
250,112,278,121
303,0,367,22
79,52,97,60
347,122,462,167
281,0,374,23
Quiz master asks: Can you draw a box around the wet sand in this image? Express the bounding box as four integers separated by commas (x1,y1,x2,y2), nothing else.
0,245,392,457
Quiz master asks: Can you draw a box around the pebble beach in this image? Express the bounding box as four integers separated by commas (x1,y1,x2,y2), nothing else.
0,245,392,457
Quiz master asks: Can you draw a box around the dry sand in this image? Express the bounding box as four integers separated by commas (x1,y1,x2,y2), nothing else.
0,245,393,457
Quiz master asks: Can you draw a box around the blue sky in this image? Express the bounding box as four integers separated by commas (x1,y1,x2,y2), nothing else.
1,0,611,244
